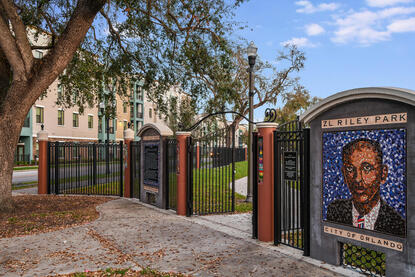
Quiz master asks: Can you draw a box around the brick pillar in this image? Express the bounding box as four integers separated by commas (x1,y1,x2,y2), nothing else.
176,131,191,216
257,122,278,242
37,129,49,194
245,147,248,161
196,142,200,169
123,128,135,198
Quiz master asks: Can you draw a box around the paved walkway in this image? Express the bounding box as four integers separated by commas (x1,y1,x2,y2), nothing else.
0,198,362,277
234,176,247,196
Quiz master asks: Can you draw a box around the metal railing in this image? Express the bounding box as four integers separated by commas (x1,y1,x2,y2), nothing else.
341,243,386,276
48,142,124,196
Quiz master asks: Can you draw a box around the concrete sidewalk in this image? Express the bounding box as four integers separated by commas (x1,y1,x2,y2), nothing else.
0,198,360,276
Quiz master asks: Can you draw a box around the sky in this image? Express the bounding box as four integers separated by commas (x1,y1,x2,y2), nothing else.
232,0,415,121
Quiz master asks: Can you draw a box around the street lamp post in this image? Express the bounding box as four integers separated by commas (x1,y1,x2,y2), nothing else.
100,102,110,173
246,41,257,202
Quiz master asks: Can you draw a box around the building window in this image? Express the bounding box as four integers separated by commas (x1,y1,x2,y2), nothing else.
123,102,127,113
57,84,62,99
33,50,43,59
88,115,93,129
36,107,44,123
58,110,64,126
73,113,79,127
123,120,128,130
149,108,152,118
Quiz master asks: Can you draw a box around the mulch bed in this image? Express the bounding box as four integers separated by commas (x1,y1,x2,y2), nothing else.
0,195,113,238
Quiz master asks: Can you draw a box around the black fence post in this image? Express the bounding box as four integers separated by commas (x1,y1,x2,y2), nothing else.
186,136,193,217
274,131,281,245
252,132,258,239
303,128,311,256
93,143,97,186
55,141,59,195
164,139,169,209
47,142,50,194
119,141,123,197
231,125,235,212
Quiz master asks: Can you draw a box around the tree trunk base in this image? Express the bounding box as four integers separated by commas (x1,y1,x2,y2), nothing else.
0,198,15,212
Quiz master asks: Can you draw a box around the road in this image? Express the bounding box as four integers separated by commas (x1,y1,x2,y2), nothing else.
12,170,38,185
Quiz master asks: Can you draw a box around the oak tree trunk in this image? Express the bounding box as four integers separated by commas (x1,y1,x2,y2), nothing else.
0,90,30,210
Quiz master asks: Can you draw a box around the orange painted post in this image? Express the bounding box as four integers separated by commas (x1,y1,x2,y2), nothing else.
257,122,278,242
37,129,48,194
245,147,248,161
196,142,200,169
176,132,191,216
123,128,135,198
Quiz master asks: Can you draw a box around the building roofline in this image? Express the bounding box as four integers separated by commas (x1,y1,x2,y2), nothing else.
299,87,415,124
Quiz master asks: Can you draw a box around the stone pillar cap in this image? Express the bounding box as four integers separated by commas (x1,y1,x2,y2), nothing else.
124,128,135,140
176,131,192,136
37,130,49,141
256,122,278,129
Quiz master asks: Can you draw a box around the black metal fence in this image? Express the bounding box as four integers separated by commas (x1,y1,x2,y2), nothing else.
48,142,124,196
187,126,235,215
274,119,310,255
166,139,178,210
130,141,141,199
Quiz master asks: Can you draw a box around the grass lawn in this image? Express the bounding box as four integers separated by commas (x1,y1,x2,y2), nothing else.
63,182,121,196
0,195,112,238
13,165,38,171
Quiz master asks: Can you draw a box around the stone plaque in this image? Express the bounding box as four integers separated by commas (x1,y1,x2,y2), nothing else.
143,142,159,188
283,151,297,181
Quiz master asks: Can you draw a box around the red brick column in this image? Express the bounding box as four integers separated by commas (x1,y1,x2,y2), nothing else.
123,128,135,198
176,131,191,216
37,130,48,194
196,142,200,169
245,147,248,161
257,122,278,242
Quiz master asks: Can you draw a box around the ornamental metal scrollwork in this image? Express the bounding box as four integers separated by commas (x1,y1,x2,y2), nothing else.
264,108,277,122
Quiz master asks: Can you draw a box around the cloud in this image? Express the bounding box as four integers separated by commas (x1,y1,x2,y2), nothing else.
366,0,413,7
388,17,415,31
305,23,325,35
331,6,415,45
295,1,340,14
281,37,317,48
265,40,273,46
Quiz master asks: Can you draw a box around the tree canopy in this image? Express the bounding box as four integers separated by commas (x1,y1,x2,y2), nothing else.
0,0,245,208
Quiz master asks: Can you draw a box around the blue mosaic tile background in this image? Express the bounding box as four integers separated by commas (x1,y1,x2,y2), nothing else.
322,129,406,220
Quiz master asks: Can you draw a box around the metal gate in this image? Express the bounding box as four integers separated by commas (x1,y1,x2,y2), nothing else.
274,119,310,255
165,138,178,210
130,141,141,199
186,126,236,215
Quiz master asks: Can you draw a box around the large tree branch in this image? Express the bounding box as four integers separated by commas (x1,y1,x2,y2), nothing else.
32,0,106,102
0,5,25,80
1,0,33,73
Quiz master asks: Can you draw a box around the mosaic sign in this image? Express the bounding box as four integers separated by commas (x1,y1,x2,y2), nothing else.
258,137,264,182
283,151,297,181
322,128,406,237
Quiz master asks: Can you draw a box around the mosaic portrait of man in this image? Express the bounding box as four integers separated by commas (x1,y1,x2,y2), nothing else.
322,129,406,237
